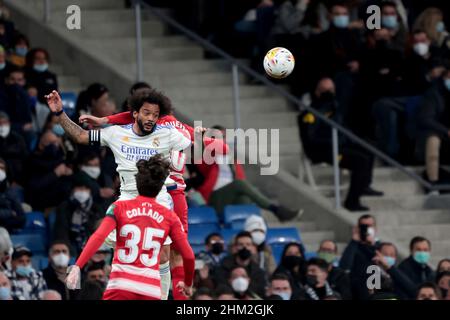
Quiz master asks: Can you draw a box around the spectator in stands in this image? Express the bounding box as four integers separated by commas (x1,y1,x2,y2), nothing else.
0,158,25,232
192,287,214,300
7,33,29,68
436,271,450,300
380,1,408,52
265,273,299,300
0,112,28,185
372,242,417,299
40,289,62,300
75,83,109,121
197,125,301,221
0,45,13,82
53,175,104,255
73,152,115,211
25,48,58,104
0,270,12,300
76,280,104,300
398,236,435,289
299,78,382,211
244,215,276,275
416,69,450,187
215,284,237,300
273,241,306,297
413,7,450,59
340,214,379,299
25,130,73,211
416,282,441,300
213,231,267,298
42,240,76,300
84,262,107,287
0,18,13,49
193,258,214,291
5,246,47,300
228,266,261,300
303,258,338,300
437,258,450,273
317,240,351,299
0,226,12,271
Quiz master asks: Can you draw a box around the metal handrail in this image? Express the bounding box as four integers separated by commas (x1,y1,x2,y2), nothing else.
137,0,450,191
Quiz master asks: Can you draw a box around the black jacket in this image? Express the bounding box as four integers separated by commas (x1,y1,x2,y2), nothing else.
0,84,33,126
386,265,418,300
328,266,352,300
42,264,78,300
398,256,435,289
416,79,450,139
25,68,58,104
0,130,28,184
0,186,25,233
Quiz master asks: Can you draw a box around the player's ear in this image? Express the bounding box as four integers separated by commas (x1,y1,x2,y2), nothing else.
132,110,138,120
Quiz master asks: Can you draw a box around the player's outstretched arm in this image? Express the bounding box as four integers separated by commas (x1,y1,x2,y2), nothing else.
171,236,195,297
45,90,89,145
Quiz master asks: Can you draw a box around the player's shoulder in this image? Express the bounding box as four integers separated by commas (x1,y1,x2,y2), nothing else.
152,201,177,220
153,123,176,133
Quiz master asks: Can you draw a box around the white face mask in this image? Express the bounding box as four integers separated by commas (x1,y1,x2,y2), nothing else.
413,43,429,57
231,277,249,293
73,190,91,203
0,169,6,182
367,227,376,237
0,125,10,138
81,166,101,179
251,231,266,246
52,253,69,267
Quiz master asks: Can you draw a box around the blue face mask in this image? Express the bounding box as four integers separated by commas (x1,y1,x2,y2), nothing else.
382,15,398,29
444,79,450,91
0,287,11,300
384,256,396,268
16,264,33,277
52,124,65,136
273,291,291,301
0,62,5,70
436,21,445,33
33,63,48,72
413,251,430,264
15,47,28,57
333,15,350,29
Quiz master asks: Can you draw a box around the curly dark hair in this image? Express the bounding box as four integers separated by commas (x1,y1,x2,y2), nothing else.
135,154,170,197
128,88,173,116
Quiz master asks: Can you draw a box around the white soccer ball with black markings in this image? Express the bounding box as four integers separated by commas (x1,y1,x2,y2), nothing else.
263,47,295,79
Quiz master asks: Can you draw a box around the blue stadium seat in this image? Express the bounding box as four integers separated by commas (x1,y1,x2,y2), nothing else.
60,92,77,118
192,244,204,256
220,228,240,245
223,204,260,228
21,211,47,231
188,206,219,226
47,211,56,242
11,233,46,255
188,224,220,246
304,251,318,261
271,244,285,266
266,227,301,246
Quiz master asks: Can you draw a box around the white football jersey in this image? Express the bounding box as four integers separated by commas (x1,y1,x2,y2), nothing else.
89,123,191,197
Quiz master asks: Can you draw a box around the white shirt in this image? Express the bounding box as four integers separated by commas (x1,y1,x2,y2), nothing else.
90,124,191,197
213,154,233,191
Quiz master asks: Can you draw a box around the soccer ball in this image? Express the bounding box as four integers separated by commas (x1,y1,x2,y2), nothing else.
263,47,295,79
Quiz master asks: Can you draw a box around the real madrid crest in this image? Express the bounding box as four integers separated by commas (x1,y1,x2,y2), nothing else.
152,137,160,147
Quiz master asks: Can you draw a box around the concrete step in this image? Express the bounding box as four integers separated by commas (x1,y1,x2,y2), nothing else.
147,72,247,87
361,194,450,211
382,224,450,242
83,35,191,50
269,221,318,232
25,0,125,10
371,209,450,225
58,76,81,89
106,45,204,61
199,112,298,129
300,230,335,244
78,21,166,38
164,85,275,100
49,8,157,23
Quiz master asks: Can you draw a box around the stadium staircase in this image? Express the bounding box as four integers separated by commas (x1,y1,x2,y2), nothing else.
6,0,449,265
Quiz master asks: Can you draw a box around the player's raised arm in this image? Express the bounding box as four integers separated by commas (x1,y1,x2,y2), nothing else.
45,90,90,145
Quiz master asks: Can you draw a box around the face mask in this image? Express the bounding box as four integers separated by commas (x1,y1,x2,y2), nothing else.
413,251,430,264
73,190,91,204
306,275,319,287
52,124,65,137
332,15,349,29
0,125,11,138
444,79,450,91
273,291,291,301
52,253,69,267
16,264,33,277
413,43,429,57
211,242,224,255
440,287,448,298
436,21,445,33
0,63,5,70
318,252,336,264
231,277,249,293
318,91,335,103
384,256,396,268
33,63,48,73
0,287,10,300
282,255,303,269
382,15,398,29
15,47,28,57
251,231,266,246
0,169,6,182
81,166,101,179
237,248,252,261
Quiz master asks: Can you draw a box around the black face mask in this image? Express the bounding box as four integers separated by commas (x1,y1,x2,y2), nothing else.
441,288,448,298
237,248,252,261
282,255,303,270
211,243,224,255
306,275,319,288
